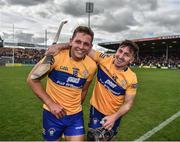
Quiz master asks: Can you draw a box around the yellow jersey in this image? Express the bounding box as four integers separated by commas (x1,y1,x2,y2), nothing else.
90,51,138,115
43,49,97,115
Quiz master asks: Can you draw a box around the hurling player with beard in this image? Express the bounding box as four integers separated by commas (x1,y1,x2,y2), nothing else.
27,26,96,141
46,39,139,140
87,40,139,140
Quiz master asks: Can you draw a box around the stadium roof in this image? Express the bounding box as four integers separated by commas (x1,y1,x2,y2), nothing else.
98,35,180,51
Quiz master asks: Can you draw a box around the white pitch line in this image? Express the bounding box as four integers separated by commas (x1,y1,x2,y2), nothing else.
134,111,180,141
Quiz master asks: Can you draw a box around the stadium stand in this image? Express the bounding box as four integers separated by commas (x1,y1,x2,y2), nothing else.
0,35,180,69
99,35,180,69
0,47,45,66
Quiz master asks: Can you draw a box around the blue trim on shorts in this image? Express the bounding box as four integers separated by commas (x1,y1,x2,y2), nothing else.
88,106,121,133
42,109,85,141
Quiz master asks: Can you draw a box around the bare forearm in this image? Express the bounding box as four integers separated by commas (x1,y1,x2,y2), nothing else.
114,93,136,120
45,43,70,56
102,94,135,130
27,79,54,106
101,103,132,130
114,103,132,119
88,48,96,59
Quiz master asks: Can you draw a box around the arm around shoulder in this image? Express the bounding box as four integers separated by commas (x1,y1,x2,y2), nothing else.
88,48,96,59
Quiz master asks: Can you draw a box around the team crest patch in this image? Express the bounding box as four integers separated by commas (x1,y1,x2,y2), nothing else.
131,83,138,88
120,80,127,88
93,118,99,125
82,70,89,78
73,68,79,77
48,128,56,136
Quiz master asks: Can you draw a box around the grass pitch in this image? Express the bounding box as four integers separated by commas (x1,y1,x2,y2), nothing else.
0,66,180,141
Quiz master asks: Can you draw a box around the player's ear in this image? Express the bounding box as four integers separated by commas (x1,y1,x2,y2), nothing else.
130,56,134,64
69,38,73,46
91,43,93,47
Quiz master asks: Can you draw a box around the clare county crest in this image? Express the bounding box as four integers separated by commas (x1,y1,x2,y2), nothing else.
73,68,79,77
93,118,99,125
82,70,89,78
120,80,127,88
48,128,56,136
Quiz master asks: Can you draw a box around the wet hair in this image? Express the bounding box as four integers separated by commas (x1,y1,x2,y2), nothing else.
119,40,139,57
72,26,94,43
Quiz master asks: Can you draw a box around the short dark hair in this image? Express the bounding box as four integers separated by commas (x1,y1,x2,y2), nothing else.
119,40,139,56
72,26,94,43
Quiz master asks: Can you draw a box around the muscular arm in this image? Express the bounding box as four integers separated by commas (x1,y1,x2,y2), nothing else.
45,43,97,59
115,94,136,118
102,94,136,130
45,43,69,56
27,62,66,118
87,48,96,59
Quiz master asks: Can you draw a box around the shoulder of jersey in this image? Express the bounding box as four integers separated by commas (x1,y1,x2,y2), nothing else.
85,55,97,68
127,68,137,78
55,49,69,57
99,53,111,59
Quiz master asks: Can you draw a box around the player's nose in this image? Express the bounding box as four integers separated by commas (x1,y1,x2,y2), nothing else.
78,43,84,49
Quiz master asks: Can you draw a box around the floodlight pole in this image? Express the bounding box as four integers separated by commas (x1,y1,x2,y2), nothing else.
86,2,94,28
12,24,15,64
45,29,47,49
88,12,90,28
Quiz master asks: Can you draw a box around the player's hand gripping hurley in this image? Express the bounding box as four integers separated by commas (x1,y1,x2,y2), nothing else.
30,20,68,79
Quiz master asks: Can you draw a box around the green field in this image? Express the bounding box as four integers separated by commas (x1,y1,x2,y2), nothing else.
0,66,180,141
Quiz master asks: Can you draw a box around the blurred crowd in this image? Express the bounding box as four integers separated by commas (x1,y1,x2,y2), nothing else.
0,47,180,69
0,47,45,65
134,54,180,69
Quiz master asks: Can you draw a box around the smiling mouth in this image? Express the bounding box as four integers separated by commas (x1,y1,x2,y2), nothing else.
117,58,124,63
76,50,83,54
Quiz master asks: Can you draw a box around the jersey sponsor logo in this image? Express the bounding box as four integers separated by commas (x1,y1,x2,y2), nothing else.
97,66,125,96
67,77,80,83
105,80,117,88
103,82,122,96
48,69,87,88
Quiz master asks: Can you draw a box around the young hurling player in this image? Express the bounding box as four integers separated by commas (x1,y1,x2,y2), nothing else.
27,26,97,141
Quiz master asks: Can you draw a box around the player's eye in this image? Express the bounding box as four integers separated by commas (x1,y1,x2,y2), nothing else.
84,42,90,47
75,40,81,44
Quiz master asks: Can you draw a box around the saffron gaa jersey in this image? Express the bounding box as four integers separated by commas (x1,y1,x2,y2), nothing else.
90,51,138,115
43,49,97,115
